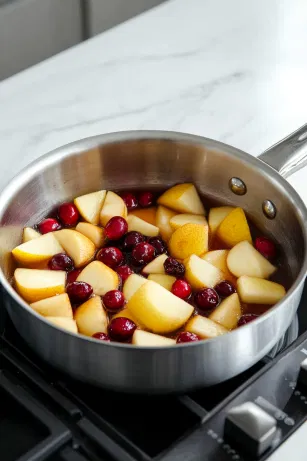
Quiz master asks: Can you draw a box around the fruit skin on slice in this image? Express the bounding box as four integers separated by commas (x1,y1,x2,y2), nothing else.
201,250,236,284
147,274,176,291
54,229,95,268
156,206,177,241
227,240,276,279
216,207,252,248
142,254,168,275
112,308,144,327
185,254,224,290
45,317,78,333
129,207,156,225
157,183,205,215
12,233,64,266
127,280,193,334
209,293,241,329
75,295,108,336
237,276,286,305
185,315,228,339
74,190,106,225
77,261,119,296
75,222,106,248
30,293,73,318
22,227,41,243
123,273,147,300
132,330,176,346
14,268,66,303
169,223,208,259
208,206,234,234
127,215,159,237
170,213,207,230
100,191,127,227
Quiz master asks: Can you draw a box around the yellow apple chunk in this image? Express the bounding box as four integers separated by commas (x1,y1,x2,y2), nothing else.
30,293,73,318
112,308,144,327
185,315,228,339
22,227,41,242
132,330,176,346
237,276,286,304
227,241,276,279
208,206,234,234
169,223,208,259
157,183,205,215
129,207,156,225
201,250,236,284
127,280,193,334
12,233,64,266
127,215,159,237
54,229,95,268
100,191,127,227
185,255,224,290
142,254,168,275
75,222,106,248
77,261,119,296
14,268,66,303
45,317,78,333
156,205,177,241
147,274,176,291
170,213,207,230
216,207,252,248
75,296,108,336
74,190,106,225
123,274,147,301
209,293,241,329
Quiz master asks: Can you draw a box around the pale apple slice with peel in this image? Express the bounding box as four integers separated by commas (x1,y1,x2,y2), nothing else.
209,293,241,329
100,191,127,227
123,274,147,301
208,206,234,234
12,232,64,266
127,280,193,334
75,222,106,248
45,317,78,333
185,254,224,290
142,254,168,274
54,229,95,268
14,268,66,303
22,227,41,243
227,241,276,279
112,308,144,327
185,315,228,339
201,250,236,284
30,293,72,318
132,330,176,346
170,213,207,230
148,274,176,291
237,276,286,304
77,260,119,296
127,215,159,237
74,190,106,225
156,205,177,241
157,183,205,215
75,296,108,336
169,223,208,259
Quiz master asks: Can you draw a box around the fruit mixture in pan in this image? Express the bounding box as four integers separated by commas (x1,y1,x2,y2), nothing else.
12,184,286,346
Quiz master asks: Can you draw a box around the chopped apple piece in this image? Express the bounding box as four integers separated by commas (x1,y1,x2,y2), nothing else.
170,213,207,230
209,293,241,329
12,233,64,266
201,250,236,283
185,255,224,290
45,317,78,333
127,215,159,237
30,293,72,318
74,190,106,225
147,274,176,291
123,274,147,300
100,191,127,227
132,330,176,346
22,227,41,243
77,261,119,296
157,183,205,215
54,229,95,268
237,276,286,305
112,308,144,327
185,315,228,339
142,254,168,274
75,296,108,336
127,280,193,334
129,207,156,225
75,222,105,248
208,206,234,234
169,223,208,259
14,268,66,303
216,207,252,248
227,241,276,279
156,205,177,241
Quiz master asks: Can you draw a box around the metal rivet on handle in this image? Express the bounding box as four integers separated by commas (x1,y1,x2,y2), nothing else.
262,200,276,219
229,177,247,195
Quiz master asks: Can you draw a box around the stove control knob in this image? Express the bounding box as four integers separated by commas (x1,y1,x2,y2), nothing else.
298,358,307,386
224,402,277,457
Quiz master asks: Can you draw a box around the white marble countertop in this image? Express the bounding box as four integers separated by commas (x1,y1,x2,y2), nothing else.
0,0,307,200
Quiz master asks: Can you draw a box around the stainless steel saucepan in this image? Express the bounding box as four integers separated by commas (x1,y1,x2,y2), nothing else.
0,126,307,394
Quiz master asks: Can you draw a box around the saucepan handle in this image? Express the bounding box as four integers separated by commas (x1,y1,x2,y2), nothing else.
258,123,307,178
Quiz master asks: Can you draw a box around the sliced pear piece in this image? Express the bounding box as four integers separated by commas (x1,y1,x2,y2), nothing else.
112,308,144,327
227,241,276,279
132,330,176,346
129,207,157,225
12,233,64,266
127,215,159,237
77,260,119,296
54,229,95,268
185,315,228,339
30,293,72,318
216,207,252,248
157,183,205,215
208,206,234,234
75,296,108,336
185,254,224,290
75,222,106,248
156,205,177,241
237,276,286,305
142,254,168,275
170,213,207,230
22,227,41,243
123,273,147,300
14,268,66,303
169,223,208,259
147,274,176,291
201,250,236,284
209,293,241,329
100,191,127,227
45,317,78,333
74,190,106,225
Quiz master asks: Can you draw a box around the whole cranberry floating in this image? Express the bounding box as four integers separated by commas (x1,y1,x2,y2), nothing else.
103,290,125,311
214,281,236,298
195,288,220,310
105,216,128,240
238,314,259,326
96,246,123,269
164,257,185,277
122,231,145,251
67,269,82,285
138,191,154,208
117,265,134,282
66,281,93,304
172,279,192,299
148,237,167,255
58,202,79,227
92,332,111,342
255,236,276,260
120,192,138,210
108,317,137,341
48,253,74,271
38,218,61,234
177,332,200,343
132,242,156,266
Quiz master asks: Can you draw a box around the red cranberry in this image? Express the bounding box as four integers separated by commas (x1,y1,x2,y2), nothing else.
172,280,191,299
122,231,145,251
108,317,137,341
103,290,125,311
164,257,185,277
116,265,134,282
48,253,74,271
66,269,82,284
105,216,128,240
66,281,93,304
214,281,236,298
120,192,138,210
58,202,79,227
138,191,154,207
148,237,167,255
96,247,123,268
255,237,276,260
92,332,111,341
238,314,259,326
132,242,156,266
38,218,61,234
177,332,200,343
195,288,220,310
